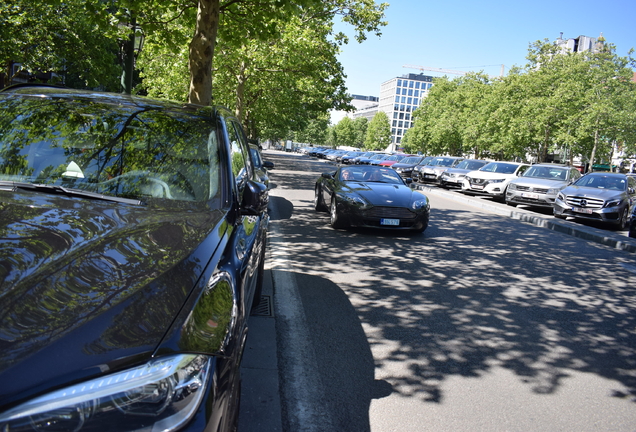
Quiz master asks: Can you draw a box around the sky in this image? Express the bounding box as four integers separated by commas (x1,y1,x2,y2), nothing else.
333,0,636,101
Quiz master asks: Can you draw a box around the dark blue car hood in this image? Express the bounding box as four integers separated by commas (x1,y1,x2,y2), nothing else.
0,191,226,407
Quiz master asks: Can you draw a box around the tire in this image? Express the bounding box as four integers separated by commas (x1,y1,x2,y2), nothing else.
314,186,327,212
618,207,629,231
330,197,347,229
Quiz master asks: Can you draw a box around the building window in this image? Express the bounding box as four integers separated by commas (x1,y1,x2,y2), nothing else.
400,105,405,111
415,82,420,89
396,137,402,143
395,96,400,103
414,90,419,97
393,112,398,119
392,120,397,127
414,98,419,105
407,98,412,105
399,112,404,119
409,81,414,88
408,89,413,96
401,88,407,95
398,121,403,128
395,87,400,94
397,129,402,135
397,79,402,87
405,114,410,120
391,128,396,135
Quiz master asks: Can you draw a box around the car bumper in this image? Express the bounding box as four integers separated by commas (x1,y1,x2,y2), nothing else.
439,177,464,188
461,181,507,197
341,205,429,230
506,190,556,208
553,200,626,225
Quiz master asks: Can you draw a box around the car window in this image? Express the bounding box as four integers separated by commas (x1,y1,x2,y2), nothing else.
226,120,253,192
0,94,219,203
575,175,626,190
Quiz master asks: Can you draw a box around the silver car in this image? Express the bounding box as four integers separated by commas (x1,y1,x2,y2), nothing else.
553,172,636,229
505,164,581,208
418,156,464,183
439,159,489,189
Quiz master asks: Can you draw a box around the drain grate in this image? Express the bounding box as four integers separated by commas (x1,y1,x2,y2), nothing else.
251,295,272,317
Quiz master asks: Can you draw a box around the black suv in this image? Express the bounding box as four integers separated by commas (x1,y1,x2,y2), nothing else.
0,85,269,432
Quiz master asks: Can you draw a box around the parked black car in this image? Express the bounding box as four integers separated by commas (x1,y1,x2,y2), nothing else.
0,85,269,432
314,165,430,232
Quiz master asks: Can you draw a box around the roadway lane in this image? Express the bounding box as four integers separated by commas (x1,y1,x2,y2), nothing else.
262,150,636,432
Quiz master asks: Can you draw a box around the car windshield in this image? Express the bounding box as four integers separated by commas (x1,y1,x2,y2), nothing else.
456,160,486,170
0,93,219,203
340,167,403,184
401,157,422,164
430,157,457,167
370,154,387,160
574,175,626,191
523,166,568,180
480,162,518,174
418,157,433,166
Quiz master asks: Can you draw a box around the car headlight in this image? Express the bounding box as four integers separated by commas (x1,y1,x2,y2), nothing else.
395,168,403,173
0,354,210,432
412,198,429,211
508,183,517,191
489,179,505,184
345,195,371,209
546,188,560,195
465,176,471,182
605,199,623,208
556,192,565,201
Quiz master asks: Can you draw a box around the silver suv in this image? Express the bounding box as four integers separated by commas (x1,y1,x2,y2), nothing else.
506,164,581,208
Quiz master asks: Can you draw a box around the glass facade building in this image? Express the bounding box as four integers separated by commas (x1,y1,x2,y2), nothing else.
378,73,434,151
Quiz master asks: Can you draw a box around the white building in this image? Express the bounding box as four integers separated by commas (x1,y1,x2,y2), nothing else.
330,94,379,125
378,73,434,151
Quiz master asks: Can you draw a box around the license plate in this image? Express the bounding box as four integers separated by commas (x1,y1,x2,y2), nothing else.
521,192,539,199
572,207,593,214
471,185,484,190
381,218,400,226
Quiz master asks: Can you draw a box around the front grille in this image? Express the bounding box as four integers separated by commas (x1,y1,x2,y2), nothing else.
470,178,486,185
565,195,604,209
517,185,549,193
364,206,416,220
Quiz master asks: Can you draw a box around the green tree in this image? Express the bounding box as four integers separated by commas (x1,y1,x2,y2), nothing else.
364,111,391,150
353,117,369,148
333,116,357,147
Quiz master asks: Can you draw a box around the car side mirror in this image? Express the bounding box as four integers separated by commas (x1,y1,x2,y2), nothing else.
322,172,334,179
263,160,275,170
241,180,269,215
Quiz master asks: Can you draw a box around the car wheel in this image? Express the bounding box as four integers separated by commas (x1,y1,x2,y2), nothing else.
330,197,347,229
618,207,629,230
314,186,327,212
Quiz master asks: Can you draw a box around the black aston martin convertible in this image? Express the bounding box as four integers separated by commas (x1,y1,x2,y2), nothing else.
314,165,430,232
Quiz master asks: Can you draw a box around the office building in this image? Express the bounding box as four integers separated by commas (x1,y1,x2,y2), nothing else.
378,73,434,151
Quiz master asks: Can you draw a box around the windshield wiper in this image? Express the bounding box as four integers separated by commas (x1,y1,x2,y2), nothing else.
0,181,143,205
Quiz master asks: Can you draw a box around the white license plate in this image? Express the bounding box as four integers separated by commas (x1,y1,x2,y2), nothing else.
471,185,484,190
572,207,593,214
381,218,400,226
521,192,539,199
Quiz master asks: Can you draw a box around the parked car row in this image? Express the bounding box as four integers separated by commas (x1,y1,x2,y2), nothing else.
307,149,636,237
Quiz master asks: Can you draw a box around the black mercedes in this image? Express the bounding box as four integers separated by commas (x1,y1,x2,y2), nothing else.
314,165,430,232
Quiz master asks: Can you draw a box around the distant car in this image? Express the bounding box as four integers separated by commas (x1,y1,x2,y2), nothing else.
340,151,364,164
392,156,424,178
553,172,636,230
0,85,270,432
326,150,348,162
417,156,464,183
250,144,275,189
439,159,489,189
410,156,435,181
505,164,581,208
358,153,391,165
347,151,375,164
314,165,430,232
462,161,531,201
378,154,409,167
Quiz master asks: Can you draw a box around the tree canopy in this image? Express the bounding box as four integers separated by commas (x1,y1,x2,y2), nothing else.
403,39,636,168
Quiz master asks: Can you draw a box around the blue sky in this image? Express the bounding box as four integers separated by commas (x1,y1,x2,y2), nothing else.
334,0,636,97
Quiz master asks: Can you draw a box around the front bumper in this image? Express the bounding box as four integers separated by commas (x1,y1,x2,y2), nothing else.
553,199,626,225
506,189,557,208
341,204,429,230
461,179,507,197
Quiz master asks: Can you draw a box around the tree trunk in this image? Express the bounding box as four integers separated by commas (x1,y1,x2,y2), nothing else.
588,128,599,173
188,0,220,106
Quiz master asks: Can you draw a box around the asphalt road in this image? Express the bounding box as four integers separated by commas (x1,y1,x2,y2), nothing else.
243,150,636,432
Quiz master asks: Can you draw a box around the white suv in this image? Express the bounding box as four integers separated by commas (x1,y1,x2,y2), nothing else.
462,161,530,201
